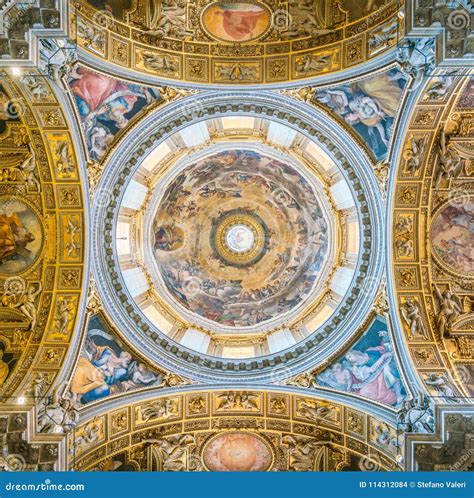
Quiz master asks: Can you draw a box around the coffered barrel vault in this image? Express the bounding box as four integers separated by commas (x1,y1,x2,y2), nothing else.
0,72,86,405
69,388,403,472
72,0,404,86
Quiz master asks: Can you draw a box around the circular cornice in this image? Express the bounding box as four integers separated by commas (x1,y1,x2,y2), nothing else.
92,91,384,383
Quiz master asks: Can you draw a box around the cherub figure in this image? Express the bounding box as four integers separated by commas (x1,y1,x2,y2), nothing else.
435,130,464,188
18,146,40,191
403,136,425,174
55,298,74,335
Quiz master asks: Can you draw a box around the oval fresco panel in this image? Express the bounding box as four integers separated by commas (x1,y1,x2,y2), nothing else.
0,197,43,276
203,432,273,471
201,1,271,43
431,197,474,277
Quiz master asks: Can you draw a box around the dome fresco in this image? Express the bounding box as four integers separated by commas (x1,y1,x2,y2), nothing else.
150,149,331,328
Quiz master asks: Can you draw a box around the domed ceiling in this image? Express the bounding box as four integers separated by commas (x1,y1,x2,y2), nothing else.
99,103,380,372
148,147,333,330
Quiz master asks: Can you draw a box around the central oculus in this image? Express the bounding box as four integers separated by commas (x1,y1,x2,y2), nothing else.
151,149,330,328
226,225,254,253
211,210,269,268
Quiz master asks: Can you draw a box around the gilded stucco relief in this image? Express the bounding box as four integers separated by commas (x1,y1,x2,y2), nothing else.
68,391,402,472
393,75,474,401
71,0,404,85
0,74,85,403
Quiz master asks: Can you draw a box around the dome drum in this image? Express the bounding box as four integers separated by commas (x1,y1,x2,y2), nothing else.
92,94,384,382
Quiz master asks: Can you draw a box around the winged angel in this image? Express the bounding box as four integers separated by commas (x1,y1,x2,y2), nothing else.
54,141,75,176
216,392,259,411
400,299,429,340
153,435,195,471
